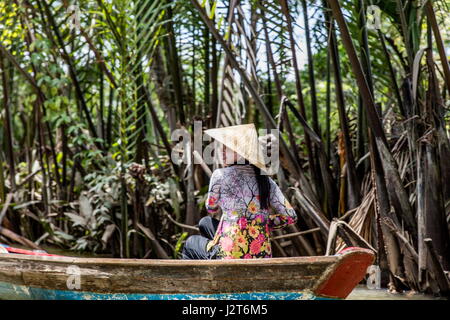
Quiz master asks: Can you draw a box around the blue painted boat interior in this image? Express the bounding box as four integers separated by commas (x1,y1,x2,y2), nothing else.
0,281,333,300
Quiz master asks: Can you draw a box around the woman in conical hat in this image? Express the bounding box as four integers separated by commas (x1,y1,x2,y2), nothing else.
182,124,298,260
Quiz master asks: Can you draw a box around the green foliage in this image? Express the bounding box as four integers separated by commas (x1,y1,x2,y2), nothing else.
174,231,188,258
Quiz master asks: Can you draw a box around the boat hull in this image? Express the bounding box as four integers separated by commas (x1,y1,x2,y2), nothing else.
0,247,374,300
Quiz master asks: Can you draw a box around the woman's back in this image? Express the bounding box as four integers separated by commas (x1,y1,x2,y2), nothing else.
205,164,297,259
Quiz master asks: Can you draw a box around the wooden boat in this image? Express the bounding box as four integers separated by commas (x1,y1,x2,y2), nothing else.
0,246,374,300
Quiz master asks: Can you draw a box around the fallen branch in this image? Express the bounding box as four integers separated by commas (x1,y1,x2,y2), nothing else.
16,169,41,188
0,226,41,250
0,193,13,226
164,212,200,232
383,217,418,261
292,188,330,236
136,222,170,259
272,227,321,241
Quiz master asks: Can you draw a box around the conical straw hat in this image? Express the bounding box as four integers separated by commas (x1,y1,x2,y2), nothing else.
204,124,267,171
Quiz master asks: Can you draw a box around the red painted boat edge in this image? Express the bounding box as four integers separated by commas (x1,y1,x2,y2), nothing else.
0,245,60,257
314,247,375,299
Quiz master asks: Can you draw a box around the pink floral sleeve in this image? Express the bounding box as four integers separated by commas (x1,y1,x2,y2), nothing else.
268,178,297,230
205,169,222,214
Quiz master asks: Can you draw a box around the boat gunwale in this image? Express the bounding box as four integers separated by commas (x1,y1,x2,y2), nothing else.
0,252,341,267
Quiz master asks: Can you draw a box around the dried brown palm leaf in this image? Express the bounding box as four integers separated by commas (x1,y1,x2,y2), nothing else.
335,188,376,253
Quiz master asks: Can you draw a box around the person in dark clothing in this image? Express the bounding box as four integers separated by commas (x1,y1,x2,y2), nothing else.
181,216,220,259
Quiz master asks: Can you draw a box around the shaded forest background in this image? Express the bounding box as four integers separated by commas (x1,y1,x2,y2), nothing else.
0,0,449,294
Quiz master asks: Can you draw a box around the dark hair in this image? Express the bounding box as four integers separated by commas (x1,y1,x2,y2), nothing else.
231,160,270,210
251,164,270,210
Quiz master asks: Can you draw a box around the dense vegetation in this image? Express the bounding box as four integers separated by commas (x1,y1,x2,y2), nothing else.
0,0,449,295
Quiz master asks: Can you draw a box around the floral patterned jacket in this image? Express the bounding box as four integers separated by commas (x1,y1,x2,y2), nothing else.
205,165,297,259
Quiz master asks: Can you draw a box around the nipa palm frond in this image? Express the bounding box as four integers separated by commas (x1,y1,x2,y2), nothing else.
100,0,171,162
215,0,261,127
